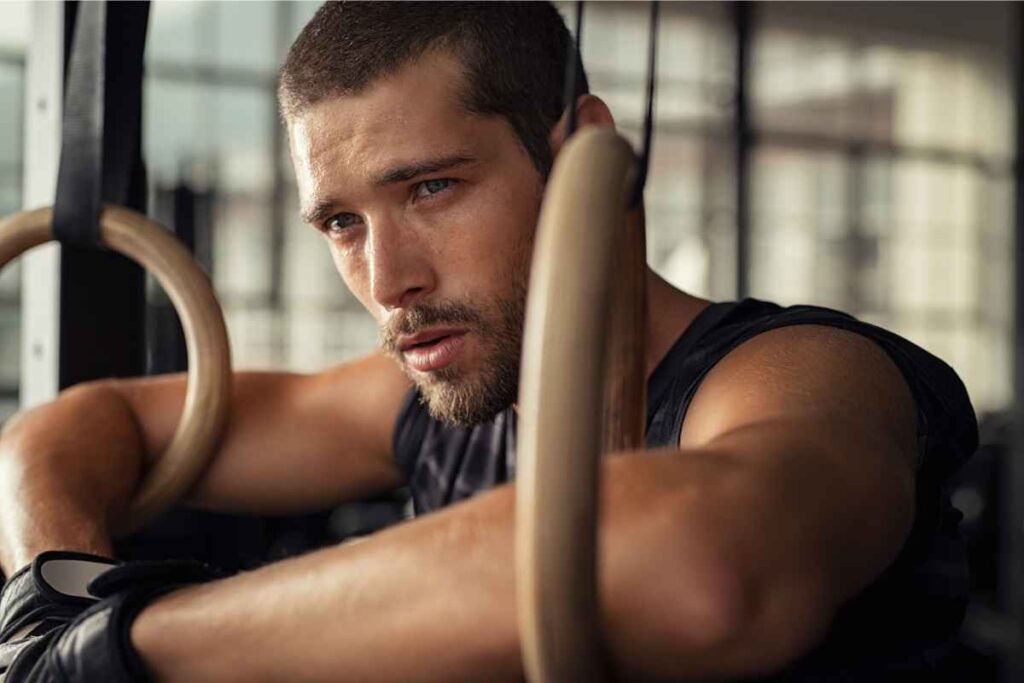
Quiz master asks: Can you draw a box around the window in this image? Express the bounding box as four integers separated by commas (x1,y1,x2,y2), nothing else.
5,1,1012,420
144,0,364,371
0,1,28,416
750,2,1015,412
571,1,737,299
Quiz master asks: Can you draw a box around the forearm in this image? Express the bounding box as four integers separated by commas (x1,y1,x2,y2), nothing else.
132,452,797,682
136,478,521,682
0,383,144,574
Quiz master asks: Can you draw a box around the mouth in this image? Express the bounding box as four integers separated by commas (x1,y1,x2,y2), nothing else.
399,329,469,373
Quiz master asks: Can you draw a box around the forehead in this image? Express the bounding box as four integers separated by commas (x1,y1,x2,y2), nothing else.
288,50,489,197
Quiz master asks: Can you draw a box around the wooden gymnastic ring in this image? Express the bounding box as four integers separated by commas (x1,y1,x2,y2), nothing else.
516,127,636,682
0,204,232,534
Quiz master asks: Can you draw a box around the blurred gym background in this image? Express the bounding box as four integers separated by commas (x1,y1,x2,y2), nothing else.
0,1,1020,678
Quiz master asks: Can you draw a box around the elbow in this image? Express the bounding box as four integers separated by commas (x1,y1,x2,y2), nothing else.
669,562,835,680
665,549,757,656
634,559,830,681
0,403,43,456
0,381,132,459
612,499,831,680
707,568,833,654
658,490,760,650
607,492,759,679
610,546,755,680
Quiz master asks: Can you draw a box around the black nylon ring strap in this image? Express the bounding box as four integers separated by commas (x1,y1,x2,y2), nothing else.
564,1,585,139
628,0,659,209
562,1,659,207
53,1,105,248
53,0,150,249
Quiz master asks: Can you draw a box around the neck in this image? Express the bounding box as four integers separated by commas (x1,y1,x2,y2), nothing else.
626,204,710,377
643,270,711,377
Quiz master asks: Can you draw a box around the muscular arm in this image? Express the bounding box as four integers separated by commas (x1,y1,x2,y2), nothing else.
131,325,919,681
0,352,410,574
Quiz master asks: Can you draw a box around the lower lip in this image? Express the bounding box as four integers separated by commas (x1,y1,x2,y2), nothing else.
403,333,467,373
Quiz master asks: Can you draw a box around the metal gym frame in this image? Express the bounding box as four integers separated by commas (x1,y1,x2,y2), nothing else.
1008,3,1024,679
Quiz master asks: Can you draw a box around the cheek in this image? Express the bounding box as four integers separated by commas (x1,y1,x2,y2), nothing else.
330,244,378,318
449,177,540,277
493,190,540,286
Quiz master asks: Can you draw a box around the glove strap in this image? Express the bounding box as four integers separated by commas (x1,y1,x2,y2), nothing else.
0,552,117,644
33,552,119,602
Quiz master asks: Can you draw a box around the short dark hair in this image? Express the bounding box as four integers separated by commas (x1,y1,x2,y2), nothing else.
278,1,588,174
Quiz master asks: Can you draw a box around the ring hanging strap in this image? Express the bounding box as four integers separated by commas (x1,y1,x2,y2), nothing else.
564,1,585,139
53,1,150,249
629,1,659,209
562,0,659,205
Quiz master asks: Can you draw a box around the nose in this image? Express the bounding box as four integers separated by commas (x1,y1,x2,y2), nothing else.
367,215,435,311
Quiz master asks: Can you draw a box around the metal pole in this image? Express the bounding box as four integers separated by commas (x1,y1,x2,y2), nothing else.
1007,2,1024,680
268,0,291,364
733,0,752,299
20,0,64,407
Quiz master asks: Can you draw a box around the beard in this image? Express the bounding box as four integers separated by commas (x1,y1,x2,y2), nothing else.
379,275,527,428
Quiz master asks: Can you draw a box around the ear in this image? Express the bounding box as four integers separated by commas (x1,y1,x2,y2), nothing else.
548,95,616,158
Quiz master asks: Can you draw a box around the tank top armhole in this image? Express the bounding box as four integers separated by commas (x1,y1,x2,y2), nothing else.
756,310,977,476
657,305,977,477
392,389,430,484
647,302,977,675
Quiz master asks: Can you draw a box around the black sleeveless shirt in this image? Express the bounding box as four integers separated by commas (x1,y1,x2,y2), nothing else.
393,299,978,679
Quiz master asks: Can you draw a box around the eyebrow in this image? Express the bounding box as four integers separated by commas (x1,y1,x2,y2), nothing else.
301,154,477,226
371,154,476,186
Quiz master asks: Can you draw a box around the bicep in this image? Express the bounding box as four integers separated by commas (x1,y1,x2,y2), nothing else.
681,325,918,469
106,352,411,515
678,324,919,601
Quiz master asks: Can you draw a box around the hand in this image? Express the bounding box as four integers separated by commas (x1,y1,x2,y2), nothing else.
0,551,117,679
0,553,218,682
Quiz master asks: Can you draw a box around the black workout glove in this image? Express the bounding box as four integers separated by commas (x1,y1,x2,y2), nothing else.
0,551,118,679
0,552,219,682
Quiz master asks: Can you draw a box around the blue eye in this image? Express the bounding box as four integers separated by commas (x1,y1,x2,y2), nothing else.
326,213,361,234
416,178,455,198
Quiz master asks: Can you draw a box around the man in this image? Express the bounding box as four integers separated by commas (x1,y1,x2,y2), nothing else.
0,2,977,681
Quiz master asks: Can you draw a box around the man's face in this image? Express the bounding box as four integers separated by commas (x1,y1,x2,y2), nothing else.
288,50,545,426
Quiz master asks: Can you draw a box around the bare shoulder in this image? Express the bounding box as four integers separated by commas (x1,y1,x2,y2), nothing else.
679,324,918,473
